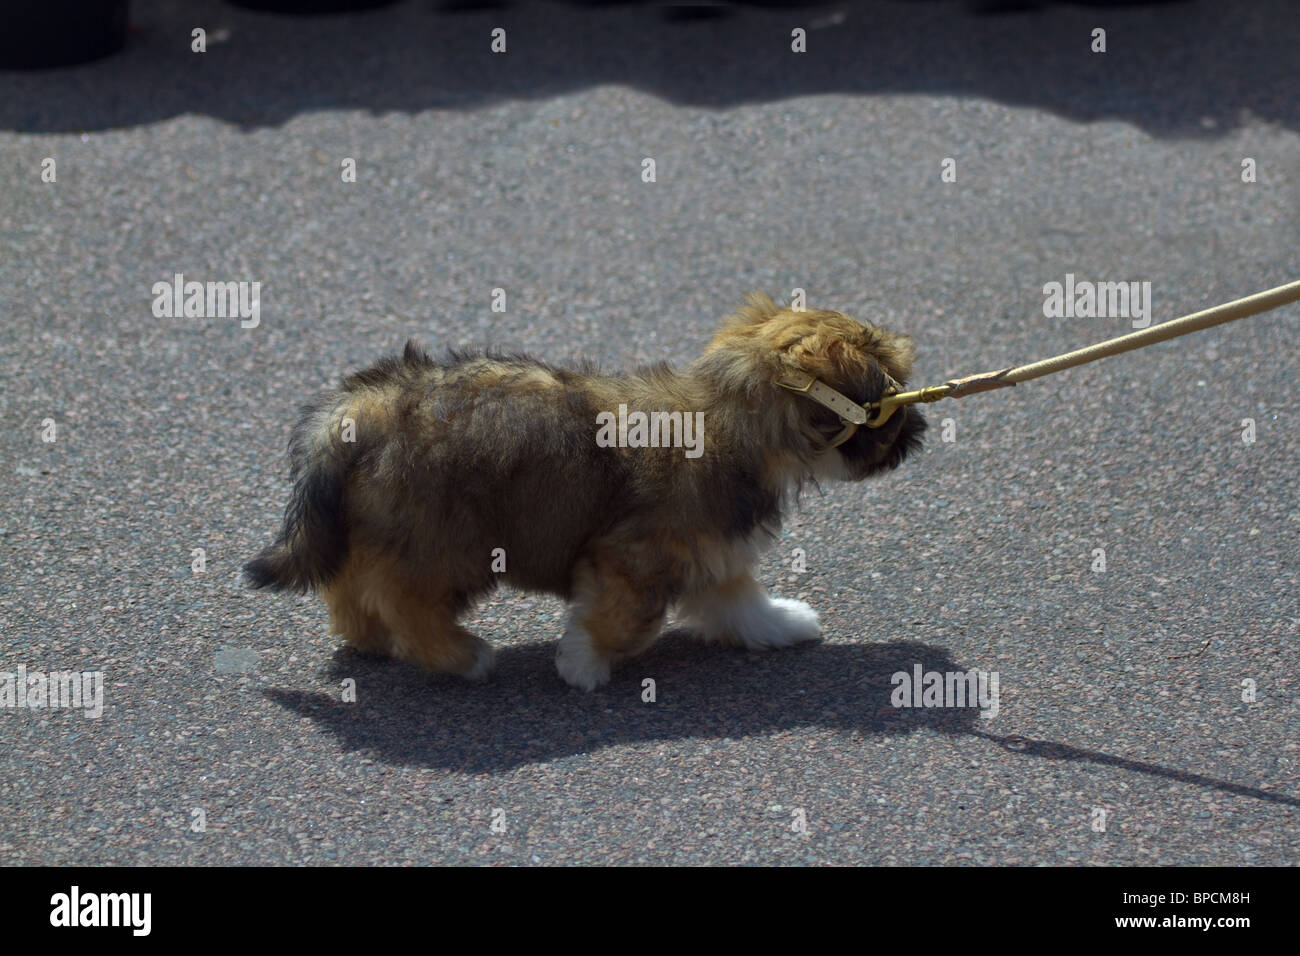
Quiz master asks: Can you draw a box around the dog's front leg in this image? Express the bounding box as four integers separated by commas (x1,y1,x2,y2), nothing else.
556,556,669,691
677,572,823,650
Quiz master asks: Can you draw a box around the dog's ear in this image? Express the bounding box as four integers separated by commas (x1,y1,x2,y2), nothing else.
777,333,858,384
775,319,917,392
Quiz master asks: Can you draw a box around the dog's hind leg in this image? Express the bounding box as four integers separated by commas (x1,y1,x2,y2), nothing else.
323,556,391,656
372,580,495,681
329,547,494,680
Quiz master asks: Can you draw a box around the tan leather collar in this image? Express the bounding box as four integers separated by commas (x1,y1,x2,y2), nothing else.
776,370,884,449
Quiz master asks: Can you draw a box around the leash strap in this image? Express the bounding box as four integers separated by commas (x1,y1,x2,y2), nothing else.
865,278,1300,427
774,279,1299,438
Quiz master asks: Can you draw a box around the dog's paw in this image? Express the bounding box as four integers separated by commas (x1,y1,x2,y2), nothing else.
684,590,824,650
556,625,612,691
738,596,823,650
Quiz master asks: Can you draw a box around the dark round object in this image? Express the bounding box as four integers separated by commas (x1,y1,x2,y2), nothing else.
0,1,130,70
224,0,401,12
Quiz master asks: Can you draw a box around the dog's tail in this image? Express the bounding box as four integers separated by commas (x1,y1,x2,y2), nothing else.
244,398,354,593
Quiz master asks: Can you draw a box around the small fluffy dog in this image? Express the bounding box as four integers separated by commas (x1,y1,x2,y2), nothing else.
245,293,926,689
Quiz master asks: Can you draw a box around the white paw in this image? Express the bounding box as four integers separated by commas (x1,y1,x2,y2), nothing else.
742,597,823,649
462,639,497,682
681,588,824,650
555,622,612,691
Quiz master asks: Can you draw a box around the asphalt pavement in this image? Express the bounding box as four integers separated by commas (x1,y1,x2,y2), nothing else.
0,0,1297,865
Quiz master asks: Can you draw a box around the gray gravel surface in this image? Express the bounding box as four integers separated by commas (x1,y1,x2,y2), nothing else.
0,0,1297,865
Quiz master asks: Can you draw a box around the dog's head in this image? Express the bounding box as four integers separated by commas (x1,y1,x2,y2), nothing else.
699,292,927,481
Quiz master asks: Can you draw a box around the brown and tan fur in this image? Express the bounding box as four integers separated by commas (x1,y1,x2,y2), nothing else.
245,293,926,689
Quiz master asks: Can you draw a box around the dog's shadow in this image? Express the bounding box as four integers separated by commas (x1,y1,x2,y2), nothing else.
265,633,1299,808
267,633,975,768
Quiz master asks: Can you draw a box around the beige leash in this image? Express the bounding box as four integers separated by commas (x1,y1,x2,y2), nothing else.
865,279,1300,427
